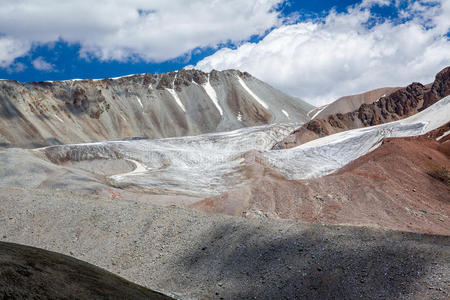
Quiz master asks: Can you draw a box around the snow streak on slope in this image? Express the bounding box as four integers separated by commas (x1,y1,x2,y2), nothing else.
166,88,186,112
236,75,269,109
264,95,450,180
311,106,326,120
203,75,223,116
136,96,143,109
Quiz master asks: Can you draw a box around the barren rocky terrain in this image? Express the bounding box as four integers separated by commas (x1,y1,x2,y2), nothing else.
0,187,448,299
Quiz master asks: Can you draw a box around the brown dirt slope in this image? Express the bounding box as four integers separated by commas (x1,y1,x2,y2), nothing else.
316,86,401,118
193,123,450,235
275,66,450,149
0,242,172,299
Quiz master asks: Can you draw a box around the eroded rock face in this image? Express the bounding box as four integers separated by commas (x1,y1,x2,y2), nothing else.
0,69,313,148
274,66,450,149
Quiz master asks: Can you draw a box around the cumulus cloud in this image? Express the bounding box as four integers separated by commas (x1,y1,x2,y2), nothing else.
0,37,30,68
32,57,55,71
0,0,283,65
196,0,450,105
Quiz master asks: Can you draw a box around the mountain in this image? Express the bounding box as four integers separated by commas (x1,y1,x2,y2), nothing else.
0,66,449,299
314,86,402,118
0,69,313,148
274,66,450,149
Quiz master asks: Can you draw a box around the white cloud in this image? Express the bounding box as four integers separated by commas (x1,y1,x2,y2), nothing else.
196,0,450,106
32,57,55,71
0,0,283,66
0,37,30,68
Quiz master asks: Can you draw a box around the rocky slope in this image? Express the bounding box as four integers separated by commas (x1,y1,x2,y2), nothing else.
0,187,448,299
0,69,313,148
275,66,450,149
0,242,172,299
193,123,450,235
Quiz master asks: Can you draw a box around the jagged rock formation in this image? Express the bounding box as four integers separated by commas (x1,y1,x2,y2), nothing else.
0,69,313,148
0,242,172,299
274,66,450,149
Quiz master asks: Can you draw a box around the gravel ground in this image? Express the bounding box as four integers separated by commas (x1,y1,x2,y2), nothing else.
0,187,448,299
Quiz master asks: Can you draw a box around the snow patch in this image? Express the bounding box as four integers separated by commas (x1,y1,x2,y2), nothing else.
136,96,143,109
282,109,290,118
436,129,450,141
311,106,326,120
110,74,143,80
111,159,147,180
166,88,186,112
203,75,223,116
54,115,64,123
375,94,386,103
236,76,268,109
237,111,243,122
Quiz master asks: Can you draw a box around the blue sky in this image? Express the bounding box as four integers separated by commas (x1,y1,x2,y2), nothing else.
0,0,449,105
0,1,363,82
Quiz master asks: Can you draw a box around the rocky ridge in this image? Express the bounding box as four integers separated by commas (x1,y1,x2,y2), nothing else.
275,66,450,149
0,69,313,148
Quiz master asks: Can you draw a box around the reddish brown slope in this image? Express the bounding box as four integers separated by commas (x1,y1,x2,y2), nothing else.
275,66,450,149
192,124,450,235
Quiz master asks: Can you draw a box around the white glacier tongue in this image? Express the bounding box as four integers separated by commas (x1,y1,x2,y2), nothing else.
264,95,450,180
40,123,298,196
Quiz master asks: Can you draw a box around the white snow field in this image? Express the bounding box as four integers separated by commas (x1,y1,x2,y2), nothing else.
38,96,449,195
